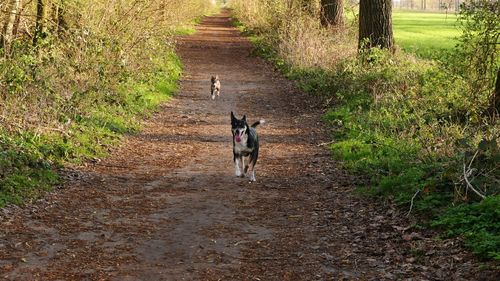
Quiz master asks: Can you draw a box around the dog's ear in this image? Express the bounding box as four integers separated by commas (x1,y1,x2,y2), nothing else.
231,111,235,121
215,75,219,80
242,115,246,122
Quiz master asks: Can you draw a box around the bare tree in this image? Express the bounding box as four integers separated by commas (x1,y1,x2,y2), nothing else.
2,0,21,53
297,0,317,15
12,0,24,39
33,0,47,46
358,0,394,50
52,0,67,35
422,0,427,10
492,70,500,115
320,0,344,27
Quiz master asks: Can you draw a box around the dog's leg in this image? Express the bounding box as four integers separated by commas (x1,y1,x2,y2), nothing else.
239,156,246,177
243,156,249,174
235,156,242,177
247,157,256,182
248,163,256,182
248,149,258,182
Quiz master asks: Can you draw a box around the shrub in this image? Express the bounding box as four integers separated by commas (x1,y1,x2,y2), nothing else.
230,0,499,260
432,196,500,260
0,1,215,207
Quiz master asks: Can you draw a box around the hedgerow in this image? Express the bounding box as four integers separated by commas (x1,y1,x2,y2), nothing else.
231,0,499,260
0,1,217,207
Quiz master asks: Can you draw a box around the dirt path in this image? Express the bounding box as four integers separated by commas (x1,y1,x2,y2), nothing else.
0,10,497,281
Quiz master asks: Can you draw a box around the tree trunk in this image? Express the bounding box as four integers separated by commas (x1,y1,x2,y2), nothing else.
358,0,394,50
2,0,20,53
33,0,46,46
12,0,23,38
321,0,344,27
492,69,500,115
54,1,67,35
57,6,67,34
159,1,165,20
298,0,316,16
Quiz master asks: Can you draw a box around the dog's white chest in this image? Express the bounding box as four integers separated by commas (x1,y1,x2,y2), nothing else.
233,136,251,154
234,142,251,154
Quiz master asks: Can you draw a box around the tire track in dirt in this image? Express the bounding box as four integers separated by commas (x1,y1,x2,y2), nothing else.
0,9,497,281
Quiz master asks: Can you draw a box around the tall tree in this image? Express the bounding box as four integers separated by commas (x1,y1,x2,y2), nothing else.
12,0,24,39
358,0,394,50
320,0,344,27
493,70,500,114
2,0,21,53
422,0,427,10
52,1,67,35
33,0,47,46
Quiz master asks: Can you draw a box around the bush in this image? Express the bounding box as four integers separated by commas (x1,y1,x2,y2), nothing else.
432,196,500,260
449,0,500,115
0,1,216,207
0,49,183,208
230,0,499,260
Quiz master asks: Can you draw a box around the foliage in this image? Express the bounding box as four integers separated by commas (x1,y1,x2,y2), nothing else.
0,50,183,208
447,0,500,113
231,0,357,70
432,196,500,260
0,132,59,207
0,0,215,207
231,0,499,260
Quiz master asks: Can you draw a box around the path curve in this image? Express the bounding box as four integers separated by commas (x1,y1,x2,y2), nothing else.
0,10,497,281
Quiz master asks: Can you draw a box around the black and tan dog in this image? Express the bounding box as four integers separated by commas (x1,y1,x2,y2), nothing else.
231,111,265,182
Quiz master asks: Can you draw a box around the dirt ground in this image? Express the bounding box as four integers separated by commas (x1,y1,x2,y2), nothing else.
0,10,498,281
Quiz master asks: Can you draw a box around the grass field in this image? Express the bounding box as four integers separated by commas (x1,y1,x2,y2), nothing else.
392,11,462,58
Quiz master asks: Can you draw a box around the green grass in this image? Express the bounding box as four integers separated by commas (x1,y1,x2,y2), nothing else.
393,11,461,58
232,1,498,261
432,196,500,260
172,6,222,36
174,26,197,35
0,51,182,208
248,33,499,260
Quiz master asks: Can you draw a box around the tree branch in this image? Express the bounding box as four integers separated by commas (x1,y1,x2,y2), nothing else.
463,150,486,199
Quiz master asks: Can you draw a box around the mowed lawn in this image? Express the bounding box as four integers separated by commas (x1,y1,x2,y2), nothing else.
393,11,462,58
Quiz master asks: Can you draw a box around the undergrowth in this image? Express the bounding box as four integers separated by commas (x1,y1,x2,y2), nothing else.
231,0,499,261
0,51,182,208
256,38,499,260
0,0,217,207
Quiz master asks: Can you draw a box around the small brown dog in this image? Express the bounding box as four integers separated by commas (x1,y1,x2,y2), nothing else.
211,75,221,100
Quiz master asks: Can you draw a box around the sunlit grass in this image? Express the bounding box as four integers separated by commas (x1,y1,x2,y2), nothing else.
393,11,462,58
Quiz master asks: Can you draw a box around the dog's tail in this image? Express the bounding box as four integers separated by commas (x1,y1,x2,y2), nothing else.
251,119,265,128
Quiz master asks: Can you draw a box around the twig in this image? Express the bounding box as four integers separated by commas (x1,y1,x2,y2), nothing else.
463,162,486,199
223,252,282,261
467,149,480,170
317,140,335,147
406,189,420,217
463,150,486,199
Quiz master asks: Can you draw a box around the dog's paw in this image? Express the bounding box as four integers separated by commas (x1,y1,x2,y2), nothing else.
249,175,256,182
211,95,215,100
235,170,242,177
